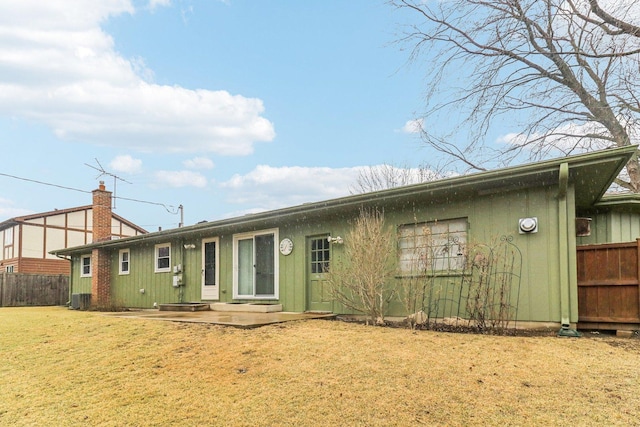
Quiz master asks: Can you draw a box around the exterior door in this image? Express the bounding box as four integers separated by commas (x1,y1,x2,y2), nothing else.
254,234,275,296
201,238,219,300
307,235,333,312
234,230,278,298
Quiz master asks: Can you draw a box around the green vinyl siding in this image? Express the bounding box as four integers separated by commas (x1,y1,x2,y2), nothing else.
68,181,577,324
70,254,92,294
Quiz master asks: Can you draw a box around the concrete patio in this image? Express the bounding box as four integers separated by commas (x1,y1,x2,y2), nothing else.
102,309,336,328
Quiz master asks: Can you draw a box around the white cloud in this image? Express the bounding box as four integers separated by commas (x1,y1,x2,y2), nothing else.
220,165,362,209
183,157,214,170
219,163,452,212
0,198,32,219
110,155,143,174
149,0,171,10
155,170,208,188
400,118,423,134
0,1,275,155
496,120,639,154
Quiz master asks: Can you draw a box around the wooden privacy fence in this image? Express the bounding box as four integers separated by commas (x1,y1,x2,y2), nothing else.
577,239,640,330
0,273,69,307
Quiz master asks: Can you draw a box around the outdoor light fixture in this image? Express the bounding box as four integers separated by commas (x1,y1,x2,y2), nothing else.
327,236,344,244
183,243,196,249
518,217,538,234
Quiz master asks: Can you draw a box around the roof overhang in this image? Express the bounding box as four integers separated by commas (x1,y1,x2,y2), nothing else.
51,146,637,256
590,192,640,212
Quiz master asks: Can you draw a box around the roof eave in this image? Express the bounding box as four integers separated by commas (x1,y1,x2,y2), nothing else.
51,146,637,256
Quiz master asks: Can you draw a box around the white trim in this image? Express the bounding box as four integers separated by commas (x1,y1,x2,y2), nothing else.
119,248,130,275
201,237,220,300
154,243,171,273
232,228,279,300
80,254,92,277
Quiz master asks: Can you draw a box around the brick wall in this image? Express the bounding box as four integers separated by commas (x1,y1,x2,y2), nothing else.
15,258,70,275
91,249,111,307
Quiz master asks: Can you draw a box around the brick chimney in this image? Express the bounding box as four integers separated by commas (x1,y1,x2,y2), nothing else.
92,181,112,243
91,181,112,308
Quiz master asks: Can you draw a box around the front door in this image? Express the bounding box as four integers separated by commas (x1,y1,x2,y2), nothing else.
307,235,333,312
201,238,219,300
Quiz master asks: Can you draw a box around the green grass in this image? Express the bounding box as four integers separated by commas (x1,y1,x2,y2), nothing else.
1,307,639,426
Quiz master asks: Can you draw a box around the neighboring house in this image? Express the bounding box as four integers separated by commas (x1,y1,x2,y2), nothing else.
1,182,146,275
53,147,640,330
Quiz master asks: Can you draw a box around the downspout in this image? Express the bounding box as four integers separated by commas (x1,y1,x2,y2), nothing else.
55,253,73,307
557,163,581,337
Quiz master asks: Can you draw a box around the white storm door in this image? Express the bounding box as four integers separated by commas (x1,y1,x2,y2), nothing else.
201,238,219,300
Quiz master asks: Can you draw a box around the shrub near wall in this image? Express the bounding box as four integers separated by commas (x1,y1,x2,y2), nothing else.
327,209,396,325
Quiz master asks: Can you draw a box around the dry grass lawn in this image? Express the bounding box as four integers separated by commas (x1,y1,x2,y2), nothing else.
0,307,639,426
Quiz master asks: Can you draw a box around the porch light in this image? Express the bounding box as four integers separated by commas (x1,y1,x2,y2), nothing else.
518,217,538,234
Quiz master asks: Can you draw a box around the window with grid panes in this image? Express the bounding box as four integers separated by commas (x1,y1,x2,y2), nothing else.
310,237,330,273
155,243,171,273
398,218,467,275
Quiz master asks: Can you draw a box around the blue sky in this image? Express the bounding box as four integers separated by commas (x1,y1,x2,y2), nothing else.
0,0,465,230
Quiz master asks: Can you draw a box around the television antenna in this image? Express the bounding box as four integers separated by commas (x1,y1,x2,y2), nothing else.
85,158,132,209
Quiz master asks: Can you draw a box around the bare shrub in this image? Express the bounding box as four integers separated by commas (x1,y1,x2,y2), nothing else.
327,208,396,325
398,230,522,333
398,224,442,329
462,237,522,332
398,220,467,329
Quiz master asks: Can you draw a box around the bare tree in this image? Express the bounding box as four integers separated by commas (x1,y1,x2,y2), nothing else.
350,163,443,193
583,0,640,37
391,0,640,191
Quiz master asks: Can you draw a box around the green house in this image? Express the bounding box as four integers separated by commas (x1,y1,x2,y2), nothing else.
53,146,639,329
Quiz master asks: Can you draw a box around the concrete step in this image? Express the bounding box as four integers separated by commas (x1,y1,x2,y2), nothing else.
159,303,210,312
210,302,283,313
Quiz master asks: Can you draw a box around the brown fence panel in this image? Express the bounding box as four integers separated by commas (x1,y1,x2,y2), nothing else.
0,273,69,307
577,240,640,330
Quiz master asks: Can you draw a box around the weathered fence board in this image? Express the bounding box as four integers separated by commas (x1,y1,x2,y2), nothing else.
0,273,69,307
577,239,640,330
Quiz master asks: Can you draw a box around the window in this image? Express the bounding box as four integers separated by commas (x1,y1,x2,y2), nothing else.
310,237,330,273
119,249,130,275
80,255,92,277
398,218,467,275
5,265,14,273
233,229,279,299
155,244,171,273
4,228,13,245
